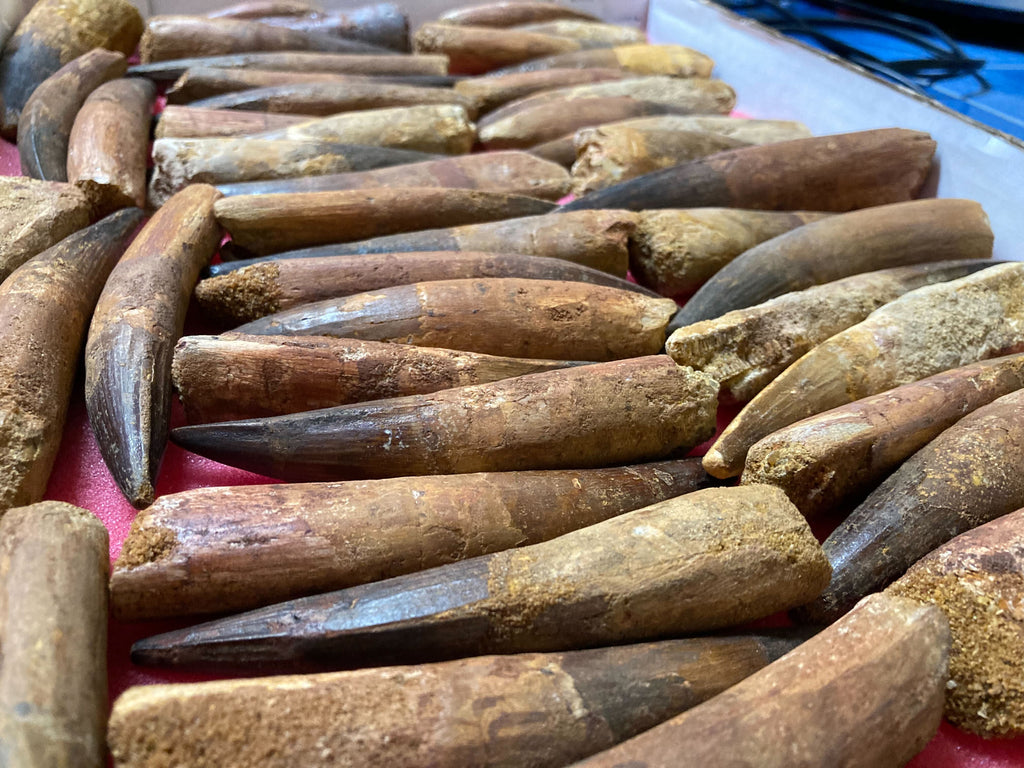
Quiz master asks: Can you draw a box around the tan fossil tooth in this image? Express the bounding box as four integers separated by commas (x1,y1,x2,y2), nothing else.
668,259,997,403
438,1,600,27
154,105,311,139
489,43,714,77
412,22,581,74
454,67,629,114
887,508,1024,737
218,2,411,52
512,19,646,46
704,261,1024,479
172,333,587,423
743,351,1024,518
207,1,323,19
0,502,109,768
571,594,949,768
111,458,717,619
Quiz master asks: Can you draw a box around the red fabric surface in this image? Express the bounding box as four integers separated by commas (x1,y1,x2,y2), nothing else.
3,132,1024,765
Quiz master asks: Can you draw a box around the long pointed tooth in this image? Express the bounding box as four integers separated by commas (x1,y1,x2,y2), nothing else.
231,278,677,360
109,633,799,768
206,209,638,277
439,2,600,27
559,128,935,212
154,105,311,138
797,387,1024,624
215,188,554,256
412,22,581,75
0,177,92,283
630,208,829,298
111,459,719,619
67,78,155,213
571,594,949,768
172,334,587,422
513,20,645,45
195,251,654,324
208,1,331,20
670,259,999,403
130,51,449,84
242,3,411,52
888,509,1024,737
0,0,142,137
744,351,1024,518
170,356,718,482
138,15,391,63
150,138,439,207
455,67,628,114
570,118,811,195
0,502,109,768
673,198,992,326
85,185,222,508
704,261,1024,478
488,43,714,76
18,49,127,181
0,209,142,513
130,485,828,669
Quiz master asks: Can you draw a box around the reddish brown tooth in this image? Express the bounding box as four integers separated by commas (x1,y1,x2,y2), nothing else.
67,78,156,213
213,188,555,255
572,594,949,768
85,185,223,509
438,1,601,27
0,502,109,768
18,49,127,182
128,484,827,669
454,67,629,114
138,15,391,63
154,105,312,139
0,0,142,137
0,209,142,513
412,22,581,74
111,458,719,619
560,127,936,213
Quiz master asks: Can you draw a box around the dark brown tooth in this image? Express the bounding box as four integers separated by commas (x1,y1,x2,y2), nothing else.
138,15,391,63
150,138,440,207
572,594,949,768
208,1,321,19
213,150,570,200
0,0,142,137
489,43,715,76
512,20,647,46
232,277,677,360
239,3,411,52
188,79,478,118
252,104,475,154
438,1,600,27
0,209,142,513
0,502,109,768
560,127,936,212
412,22,581,74
208,209,637,277
85,185,222,509
744,351,1024,518
454,67,629,114
109,633,802,768
887,509,1024,737
0,177,93,283
67,78,156,213
128,484,826,669
478,78,737,148
571,118,812,194
195,250,655,323
172,333,588,423
673,197,992,327
670,259,999,403
165,66,456,103
112,458,718,619
154,105,312,139
705,261,1024,479
169,355,718,483
128,51,449,83
214,188,555,255
18,49,127,181
798,386,1024,625
629,208,830,298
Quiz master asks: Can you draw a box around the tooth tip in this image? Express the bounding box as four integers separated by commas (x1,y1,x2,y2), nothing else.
702,447,738,479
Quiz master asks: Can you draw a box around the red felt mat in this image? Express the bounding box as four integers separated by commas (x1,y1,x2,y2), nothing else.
1,134,1021,766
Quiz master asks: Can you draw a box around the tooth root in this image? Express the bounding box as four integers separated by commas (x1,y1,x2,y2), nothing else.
572,594,950,768
110,458,719,619
170,356,718,483
85,185,222,509
704,261,1024,479
560,127,936,213
129,485,828,669
798,386,1024,625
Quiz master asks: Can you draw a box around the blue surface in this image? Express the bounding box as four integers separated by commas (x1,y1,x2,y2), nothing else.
721,1,1024,139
